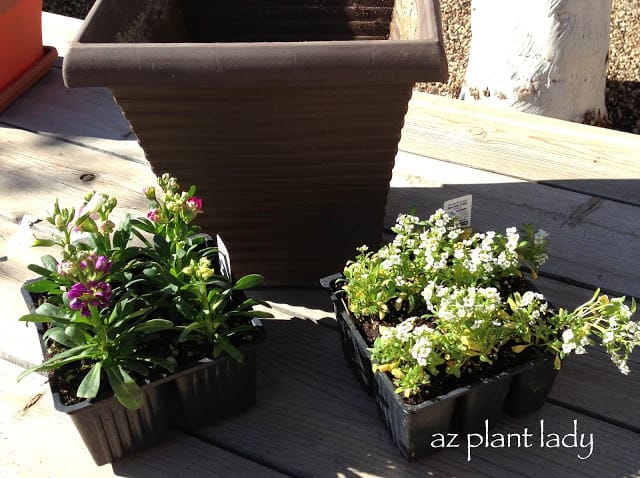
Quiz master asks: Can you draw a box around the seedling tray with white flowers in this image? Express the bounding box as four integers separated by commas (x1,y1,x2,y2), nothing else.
321,209,639,461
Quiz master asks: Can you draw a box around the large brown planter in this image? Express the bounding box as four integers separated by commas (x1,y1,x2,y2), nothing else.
63,0,448,285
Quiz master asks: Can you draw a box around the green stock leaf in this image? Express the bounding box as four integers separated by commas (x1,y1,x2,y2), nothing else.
27,264,54,278
222,324,259,339
143,266,161,277
123,360,151,377
32,238,57,248
175,299,196,319
161,283,179,295
105,365,144,410
112,215,132,248
118,246,144,264
145,355,177,373
64,325,89,345
129,319,174,334
237,297,271,310
19,313,55,324
17,345,93,381
41,255,58,272
130,227,153,247
227,310,274,319
129,217,155,233
206,288,223,303
46,344,94,362
77,362,103,399
35,302,68,319
43,327,78,348
24,279,58,294
153,234,170,257
232,274,264,291
125,306,155,321
215,335,244,363
178,322,204,342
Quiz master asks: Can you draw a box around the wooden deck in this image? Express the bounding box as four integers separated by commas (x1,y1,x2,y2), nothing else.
1,13,639,478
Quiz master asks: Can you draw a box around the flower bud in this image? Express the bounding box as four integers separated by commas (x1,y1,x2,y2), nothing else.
54,215,66,230
143,186,156,200
99,220,115,234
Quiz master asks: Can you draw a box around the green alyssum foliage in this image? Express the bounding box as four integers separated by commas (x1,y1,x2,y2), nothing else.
18,174,272,410
341,210,639,399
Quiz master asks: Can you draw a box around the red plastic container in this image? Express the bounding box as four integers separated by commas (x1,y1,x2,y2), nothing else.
0,0,43,89
0,0,56,111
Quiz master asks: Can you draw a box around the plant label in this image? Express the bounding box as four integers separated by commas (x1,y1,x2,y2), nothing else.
216,234,232,279
444,195,472,227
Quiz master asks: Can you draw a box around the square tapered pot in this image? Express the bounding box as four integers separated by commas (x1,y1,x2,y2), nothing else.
63,0,448,285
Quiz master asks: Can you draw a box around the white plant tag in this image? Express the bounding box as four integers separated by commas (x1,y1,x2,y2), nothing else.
216,234,232,279
444,195,472,227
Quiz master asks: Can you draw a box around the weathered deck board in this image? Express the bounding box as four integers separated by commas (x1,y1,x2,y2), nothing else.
0,71,145,163
1,14,144,165
0,359,290,477
0,126,153,224
0,219,59,367
400,92,640,205
388,151,640,298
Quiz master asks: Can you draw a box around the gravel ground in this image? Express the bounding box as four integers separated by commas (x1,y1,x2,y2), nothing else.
44,0,639,134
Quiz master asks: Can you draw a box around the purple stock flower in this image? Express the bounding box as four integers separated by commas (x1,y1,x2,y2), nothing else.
94,255,113,274
78,253,113,277
68,280,112,317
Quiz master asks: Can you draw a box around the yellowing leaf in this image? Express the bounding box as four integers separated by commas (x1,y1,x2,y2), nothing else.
460,335,483,352
391,368,405,379
375,363,393,373
511,344,530,353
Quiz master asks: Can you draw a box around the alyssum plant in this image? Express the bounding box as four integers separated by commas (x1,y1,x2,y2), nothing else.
340,209,639,400
18,173,272,409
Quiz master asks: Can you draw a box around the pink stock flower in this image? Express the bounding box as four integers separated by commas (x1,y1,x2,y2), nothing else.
147,209,160,222
186,196,203,213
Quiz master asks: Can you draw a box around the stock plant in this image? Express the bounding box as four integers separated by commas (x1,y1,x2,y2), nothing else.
18,173,271,409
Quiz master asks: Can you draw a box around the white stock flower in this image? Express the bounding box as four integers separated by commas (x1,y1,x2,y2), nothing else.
534,229,549,245
562,329,576,354
83,193,105,214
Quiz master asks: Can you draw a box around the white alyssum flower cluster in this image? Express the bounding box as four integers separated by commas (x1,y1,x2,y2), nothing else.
343,209,639,399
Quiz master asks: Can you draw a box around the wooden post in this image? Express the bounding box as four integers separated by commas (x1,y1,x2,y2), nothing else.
460,0,611,123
